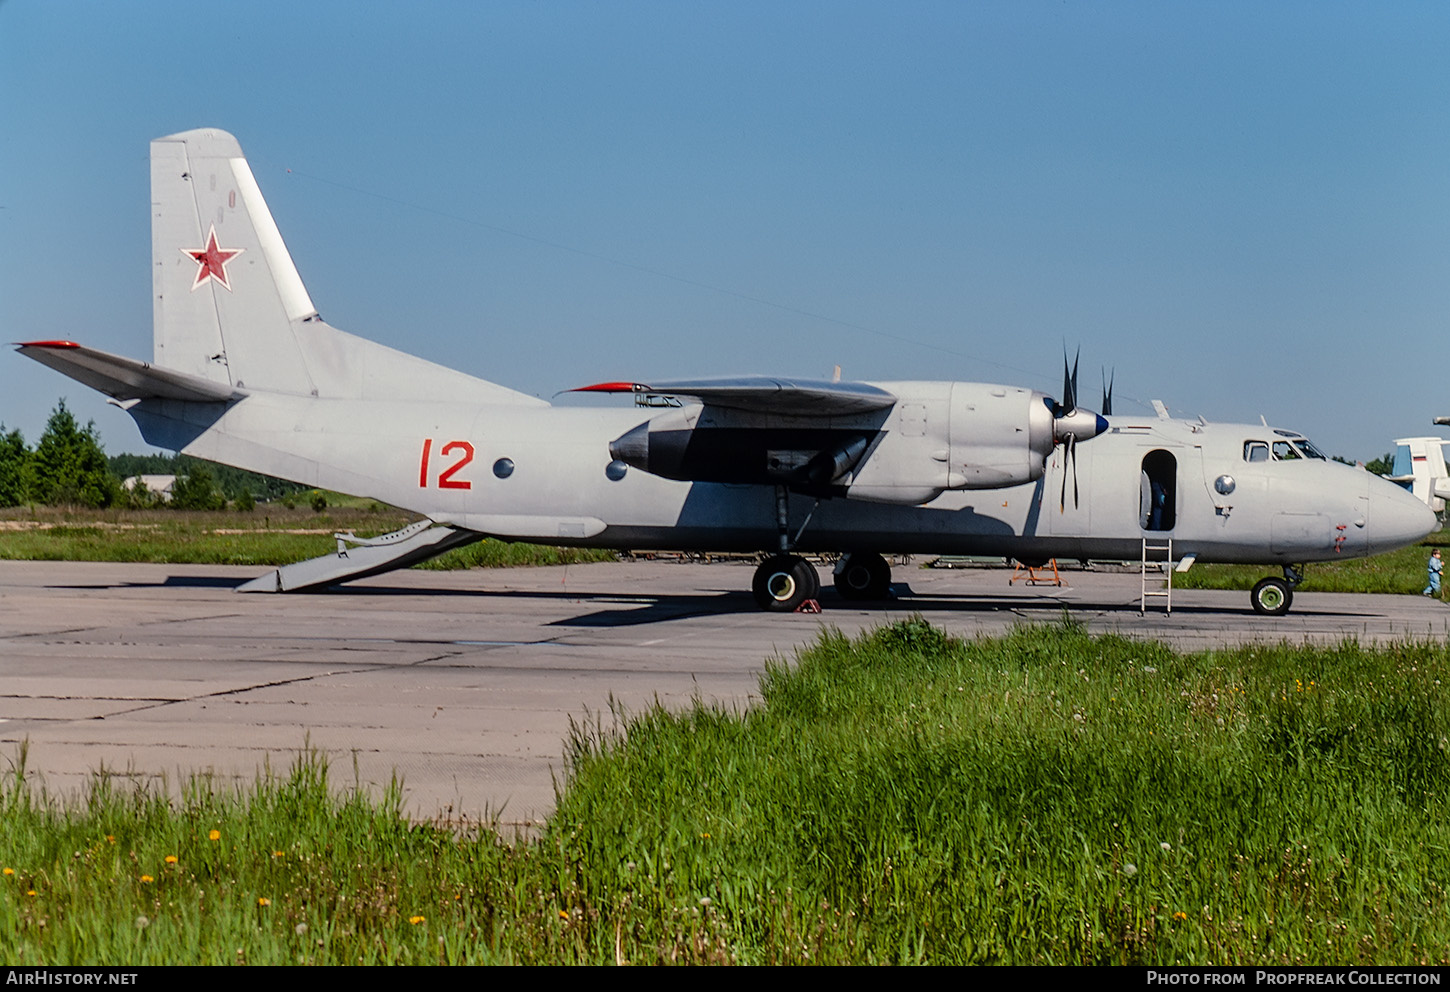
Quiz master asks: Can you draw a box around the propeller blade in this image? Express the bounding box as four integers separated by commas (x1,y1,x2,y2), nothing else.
1057,434,1082,513
1060,347,1080,414
1070,349,1080,410
1072,434,1080,509
1101,367,1114,418
1061,440,1073,519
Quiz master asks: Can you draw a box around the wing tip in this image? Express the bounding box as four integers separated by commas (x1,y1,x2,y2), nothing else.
16,340,81,350
568,381,642,394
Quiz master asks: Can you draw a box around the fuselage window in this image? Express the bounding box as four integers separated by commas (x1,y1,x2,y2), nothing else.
1244,441,1270,463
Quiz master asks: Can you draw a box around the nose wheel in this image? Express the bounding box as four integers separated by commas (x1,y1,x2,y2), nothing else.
753,554,821,611
1250,565,1303,616
1250,577,1292,615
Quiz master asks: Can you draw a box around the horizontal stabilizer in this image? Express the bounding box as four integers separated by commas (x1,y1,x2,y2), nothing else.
15,341,240,403
570,376,897,416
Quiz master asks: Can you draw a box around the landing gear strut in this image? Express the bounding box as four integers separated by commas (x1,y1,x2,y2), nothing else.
751,485,822,611
833,551,893,601
1250,564,1304,616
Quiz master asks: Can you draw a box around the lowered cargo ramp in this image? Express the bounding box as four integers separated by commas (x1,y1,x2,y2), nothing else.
235,521,480,593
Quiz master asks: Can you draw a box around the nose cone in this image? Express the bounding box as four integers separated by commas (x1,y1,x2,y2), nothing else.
1054,408,1108,444
1368,477,1439,555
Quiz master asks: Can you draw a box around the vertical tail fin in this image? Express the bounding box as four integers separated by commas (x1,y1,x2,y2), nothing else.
1388,437,1450,512
149,128,545,406
152,128,319,394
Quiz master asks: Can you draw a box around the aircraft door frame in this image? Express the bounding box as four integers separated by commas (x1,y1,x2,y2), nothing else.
1140,448,1177,532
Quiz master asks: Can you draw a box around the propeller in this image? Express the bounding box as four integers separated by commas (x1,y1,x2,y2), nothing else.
1050,348,1109,512
1101,367,1114,418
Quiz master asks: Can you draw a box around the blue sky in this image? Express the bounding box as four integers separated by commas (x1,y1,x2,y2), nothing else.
3,1,1448,461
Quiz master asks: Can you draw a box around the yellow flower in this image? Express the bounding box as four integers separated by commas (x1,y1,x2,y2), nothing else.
164,855,178,864
2,868,12,876
258,897,271,907
26,889,37,897
1173,911,1188,921
105,836,115,844
140,875,154,883
409,916,426,925
558,910,569,919
272,850,284,858
208,830,220,841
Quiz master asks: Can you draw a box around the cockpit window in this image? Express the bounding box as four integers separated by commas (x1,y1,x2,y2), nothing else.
1293,438,1327,460
1248,437,1326,462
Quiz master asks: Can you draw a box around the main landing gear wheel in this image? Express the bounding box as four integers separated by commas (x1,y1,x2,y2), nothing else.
1250,577,1293,616
753,554,820,611
833,551,893,601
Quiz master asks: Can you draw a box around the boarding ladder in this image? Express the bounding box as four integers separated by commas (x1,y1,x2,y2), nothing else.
1140,537,1173,614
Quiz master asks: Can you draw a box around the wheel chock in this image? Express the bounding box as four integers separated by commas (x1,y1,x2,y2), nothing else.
795,599,822,614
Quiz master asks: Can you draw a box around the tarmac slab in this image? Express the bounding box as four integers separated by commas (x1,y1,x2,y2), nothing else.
2,558,1448,828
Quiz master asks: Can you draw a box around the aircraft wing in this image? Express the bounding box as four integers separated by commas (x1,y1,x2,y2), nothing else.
571,376,897,416
15,341,242,403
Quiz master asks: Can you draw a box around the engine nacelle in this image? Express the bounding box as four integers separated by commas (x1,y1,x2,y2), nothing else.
608,380,1106,506
946,383,1058,489
842,382,1064,503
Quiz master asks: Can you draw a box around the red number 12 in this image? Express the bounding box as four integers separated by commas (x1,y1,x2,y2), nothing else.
418,439,475,490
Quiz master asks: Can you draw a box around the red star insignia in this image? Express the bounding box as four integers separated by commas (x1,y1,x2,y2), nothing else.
182,225,245,291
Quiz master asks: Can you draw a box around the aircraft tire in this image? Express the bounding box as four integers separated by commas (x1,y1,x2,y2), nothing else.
753,555,820,611
1250,577,1293,616
834,552,892,600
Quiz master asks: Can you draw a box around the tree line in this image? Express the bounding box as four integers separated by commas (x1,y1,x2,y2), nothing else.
0,401,306,510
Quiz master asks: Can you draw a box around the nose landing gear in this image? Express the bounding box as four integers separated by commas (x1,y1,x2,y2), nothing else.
1250,564,1304,616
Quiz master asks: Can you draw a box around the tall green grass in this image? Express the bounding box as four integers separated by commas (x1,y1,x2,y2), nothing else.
559,619,1450,963
4,621,1448,964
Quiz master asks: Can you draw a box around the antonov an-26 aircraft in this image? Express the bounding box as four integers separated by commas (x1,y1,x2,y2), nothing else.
16,129,1437,616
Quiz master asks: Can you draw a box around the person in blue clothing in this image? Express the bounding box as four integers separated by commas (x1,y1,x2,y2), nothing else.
1424,549,1443,598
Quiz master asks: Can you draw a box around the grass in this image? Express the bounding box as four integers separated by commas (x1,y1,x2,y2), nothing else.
4,620,1449,964
0,505,611,570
